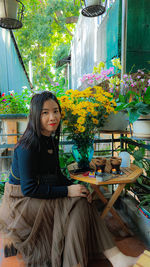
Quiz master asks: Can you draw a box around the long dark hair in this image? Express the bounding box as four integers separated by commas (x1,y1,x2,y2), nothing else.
15,91,61,149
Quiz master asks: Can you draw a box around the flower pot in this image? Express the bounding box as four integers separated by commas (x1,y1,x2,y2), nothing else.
85,0,101,7
120,195,150,247
132,114,150,139
72,140,94,170
0,0,18,19
101,111,129,131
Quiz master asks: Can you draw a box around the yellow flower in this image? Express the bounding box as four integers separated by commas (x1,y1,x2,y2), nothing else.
111,58,122,70
65,89,73,95
63,120,68,125
93,61,105,73
77,125,86,133
77,117,85,125
59,85,117,139
92,118,99,124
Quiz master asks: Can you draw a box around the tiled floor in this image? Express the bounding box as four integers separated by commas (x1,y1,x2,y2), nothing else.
0,214,148,267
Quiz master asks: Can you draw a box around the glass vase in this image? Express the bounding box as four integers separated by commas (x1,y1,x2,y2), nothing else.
72,139,94,170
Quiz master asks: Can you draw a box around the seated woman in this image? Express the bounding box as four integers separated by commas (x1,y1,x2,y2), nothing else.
0,91,139,267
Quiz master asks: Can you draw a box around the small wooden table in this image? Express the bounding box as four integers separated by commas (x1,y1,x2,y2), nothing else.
69,164,143,234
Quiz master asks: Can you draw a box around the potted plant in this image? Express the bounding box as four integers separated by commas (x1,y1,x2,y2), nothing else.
117,136,150,213
0,88,31,144
116,70,150,138
117,138,150,246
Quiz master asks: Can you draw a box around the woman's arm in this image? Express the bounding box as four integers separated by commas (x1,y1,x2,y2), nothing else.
17,146,68,199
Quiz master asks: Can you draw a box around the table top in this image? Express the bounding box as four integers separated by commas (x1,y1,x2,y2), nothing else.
69,163,143,185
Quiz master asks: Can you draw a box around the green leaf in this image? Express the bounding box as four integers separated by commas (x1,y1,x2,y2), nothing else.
144,86,150,104
128,110,140,123
133,149,145,161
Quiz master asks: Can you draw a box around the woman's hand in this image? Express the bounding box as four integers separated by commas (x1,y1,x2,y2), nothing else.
68,184,92,202
68,184,89,197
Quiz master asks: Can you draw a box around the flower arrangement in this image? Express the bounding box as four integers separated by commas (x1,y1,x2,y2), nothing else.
58,86,116,168
0,88,32,115
116,71,150,123
59,86,116,144
80,58,150,104
80,58,122,98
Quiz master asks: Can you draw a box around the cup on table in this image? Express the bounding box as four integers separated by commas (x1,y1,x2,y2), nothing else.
110,157,122,174
95,157,107,173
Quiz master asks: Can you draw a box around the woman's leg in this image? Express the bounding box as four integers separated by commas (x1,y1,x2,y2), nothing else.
62,198,90,267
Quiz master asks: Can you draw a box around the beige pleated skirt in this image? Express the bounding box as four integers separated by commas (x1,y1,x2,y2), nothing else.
0,182,114,267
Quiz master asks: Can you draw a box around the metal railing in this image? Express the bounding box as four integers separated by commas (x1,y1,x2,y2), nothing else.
0,131,126,180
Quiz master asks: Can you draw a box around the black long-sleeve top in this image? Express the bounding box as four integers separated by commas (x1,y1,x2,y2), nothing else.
9,135,73,199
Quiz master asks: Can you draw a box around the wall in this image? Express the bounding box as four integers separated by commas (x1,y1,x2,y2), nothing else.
71,15,97,89
0,28,31,95
126,0,150,73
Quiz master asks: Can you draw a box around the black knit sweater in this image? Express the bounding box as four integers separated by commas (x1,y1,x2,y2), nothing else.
9,135,73,199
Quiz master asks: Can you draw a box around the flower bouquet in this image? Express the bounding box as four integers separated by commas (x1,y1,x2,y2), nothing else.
59,86,116,169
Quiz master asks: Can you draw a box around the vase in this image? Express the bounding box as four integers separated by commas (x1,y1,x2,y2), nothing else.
72,140,94,170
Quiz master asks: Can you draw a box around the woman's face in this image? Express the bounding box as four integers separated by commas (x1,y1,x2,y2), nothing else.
40,99,61,136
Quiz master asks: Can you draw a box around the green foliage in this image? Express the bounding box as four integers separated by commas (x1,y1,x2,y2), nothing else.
0,88,32,114
138,195,150,213
116,78,150,124
0,183,5,198
14,0,80,88
123,137,150,211
59,150,74,178
52,43,70,64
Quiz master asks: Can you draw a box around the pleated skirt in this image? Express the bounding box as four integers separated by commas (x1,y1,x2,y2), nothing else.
0,182,115,267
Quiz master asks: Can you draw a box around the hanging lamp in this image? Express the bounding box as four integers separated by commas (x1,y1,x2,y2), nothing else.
0,0,25,29
80,0,107,17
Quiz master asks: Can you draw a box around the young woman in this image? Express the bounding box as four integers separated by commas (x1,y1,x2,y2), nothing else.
0,91,139,267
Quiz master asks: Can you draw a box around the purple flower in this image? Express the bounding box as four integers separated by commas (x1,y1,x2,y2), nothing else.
144,87,147,92
137,76,141,79
88,80,94,84
148,79,150,85
55,82,59,86
109,67,114,73
2,99,6,102
95,76,101,81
